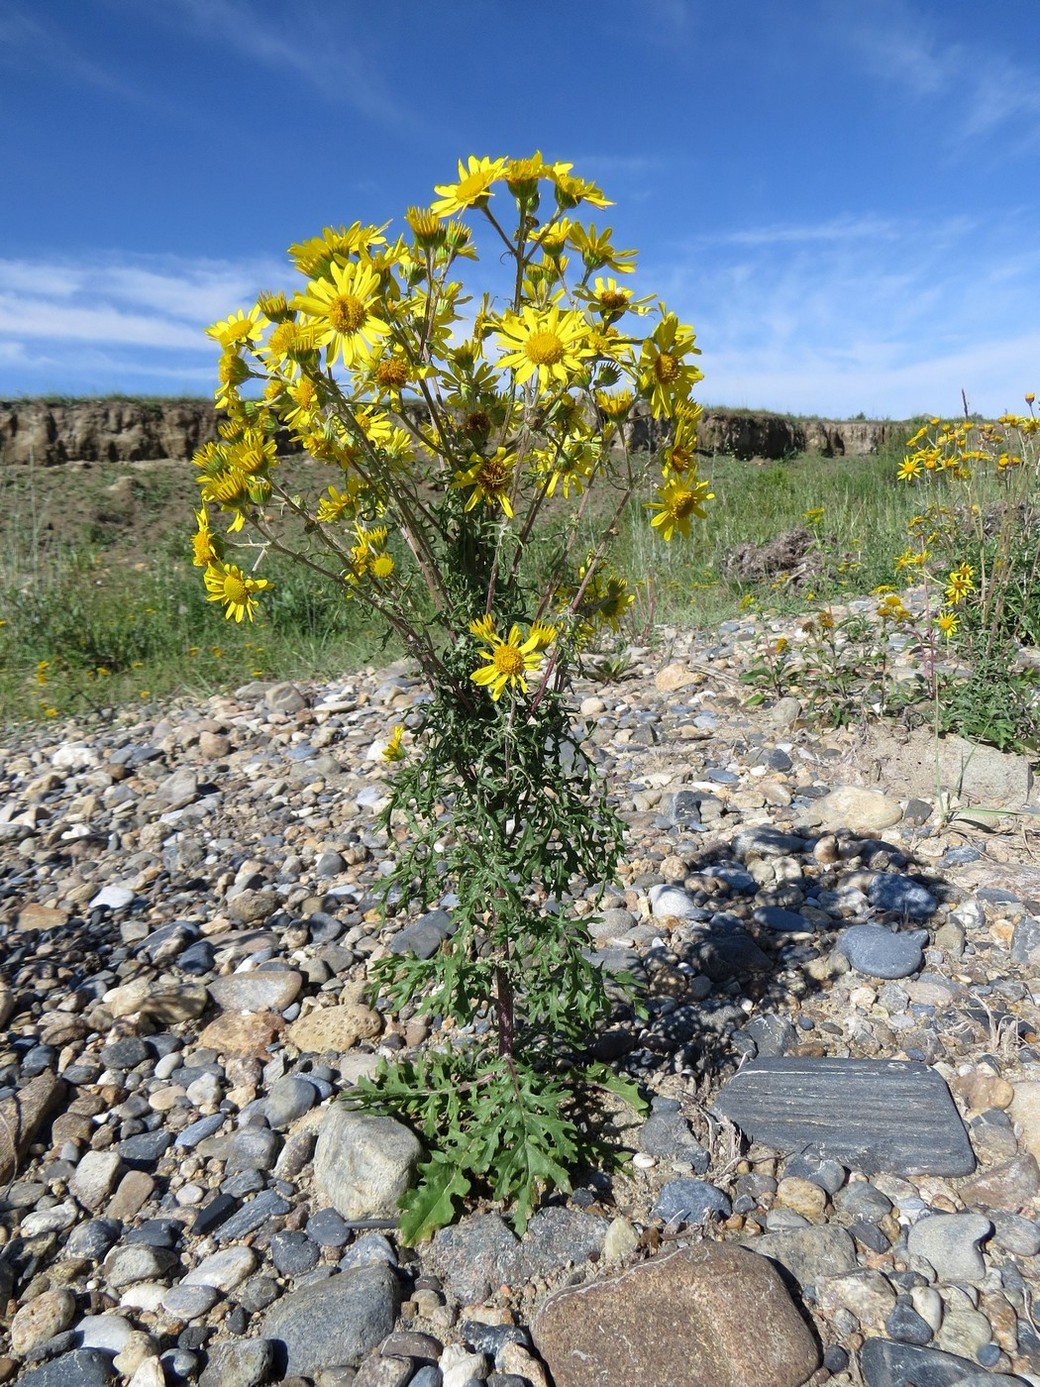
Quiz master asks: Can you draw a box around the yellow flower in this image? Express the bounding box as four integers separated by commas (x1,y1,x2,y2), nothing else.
206,306,266,350
431,156,507,217
646,475,714,540
495,304,587,389
191,507,222,567
639,314,703,418
204,563,271,623
382,724,406,762
452,448,516,517
549,164,611,209
293,259,390,369
936,611,959,639
803,507,825,526
288,222,387,276
897,456,923,482
945,564,975,605
470,620,551,702
370,552,395,581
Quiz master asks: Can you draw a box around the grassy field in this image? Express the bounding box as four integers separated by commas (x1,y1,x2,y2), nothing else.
0,436,934,725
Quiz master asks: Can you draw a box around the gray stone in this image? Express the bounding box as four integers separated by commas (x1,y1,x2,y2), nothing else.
70,1151,124,1212
837,924,927,979
15,1351,116,1387
906,1213,992,1283
213,1190,290,1242
161,1284,221,1319
732,827,809,858
225,1126,282,1173
637,1110,709,1168
518,1207,610,1279
198,1338,277,1387
859,1337,1030,1386
712,1058,975,1176
207,971,303,1012
388,910,457,959
260,1265,400,1376
652,1178,731,1225
753,905,812,933
264,1075,320,1129
1011,916,1040,967
649,884,702,920
182,1245,258,1291
745,1225,858,1288
429,1213,523,1304
532,1242,819,1387
313,1107,421,1220
867,873,937,920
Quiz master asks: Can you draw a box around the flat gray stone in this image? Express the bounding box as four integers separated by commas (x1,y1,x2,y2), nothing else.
429,1213,522,1304
837,924,927,979
744,1226,858,1288
387,910,457,959
860,1337,1030,1386
906,1213,992,1283
260,1264,399,1376
712,1058,975,1176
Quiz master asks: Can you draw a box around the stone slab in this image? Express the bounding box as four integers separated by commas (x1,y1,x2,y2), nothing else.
712,1058,975,1176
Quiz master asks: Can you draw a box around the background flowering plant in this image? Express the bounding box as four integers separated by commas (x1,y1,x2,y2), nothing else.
192,154,711,1238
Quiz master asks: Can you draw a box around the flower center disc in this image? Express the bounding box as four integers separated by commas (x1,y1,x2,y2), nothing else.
525,331,565,365
224,575,248,603
328,294,368,333
654,352,679,384
493,645,525,676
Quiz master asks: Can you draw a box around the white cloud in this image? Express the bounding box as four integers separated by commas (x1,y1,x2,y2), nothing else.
646,207,1040,418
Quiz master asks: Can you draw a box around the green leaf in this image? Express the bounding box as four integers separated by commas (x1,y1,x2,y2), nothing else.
398,1155,472,1244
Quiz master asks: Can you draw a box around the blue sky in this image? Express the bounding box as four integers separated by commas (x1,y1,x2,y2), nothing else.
2,0,1038,418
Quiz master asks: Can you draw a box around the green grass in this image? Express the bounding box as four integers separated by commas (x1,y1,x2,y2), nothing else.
0,436,949,726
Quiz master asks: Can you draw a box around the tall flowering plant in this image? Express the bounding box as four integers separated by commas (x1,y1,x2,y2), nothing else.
192,154,712,1239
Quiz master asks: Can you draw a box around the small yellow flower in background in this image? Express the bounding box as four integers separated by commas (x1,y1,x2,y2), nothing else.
431,156,507,217
803,506,825,526
204,562,271,622
772,636,789,655
1026,392,1035,406
36,660,49,686
935,611,959,640
470,619,553,702
877,594,911,622
382,725,406,762
646,475,715,541
42,705,58,717
897,456,923,482
945,563,975,605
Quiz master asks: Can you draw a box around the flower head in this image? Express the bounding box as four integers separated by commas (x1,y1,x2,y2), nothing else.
646,475,714,540
470,619,554,702
431,156,507,218
204,562,271,622
293,259,390,369
495,304,587,389
382,724,406,762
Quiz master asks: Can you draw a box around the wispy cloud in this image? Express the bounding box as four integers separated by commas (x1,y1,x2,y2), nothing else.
0,252,288,396
154,0,415,132
0,7,155,106
843,0,1040,155
647,208,1040,417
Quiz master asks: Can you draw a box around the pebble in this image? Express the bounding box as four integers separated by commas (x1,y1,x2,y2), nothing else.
2,622,1040,1386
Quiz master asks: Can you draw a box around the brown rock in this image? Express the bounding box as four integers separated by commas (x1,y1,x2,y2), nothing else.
960,1154,1040,1211
16,902,68,931
199,1010,285,1057
654,663,699,693
951,1071,1015,1113
532,1243,819,1387
286,1001,383,1055
0,1073,68,1183
107,1170,156,1220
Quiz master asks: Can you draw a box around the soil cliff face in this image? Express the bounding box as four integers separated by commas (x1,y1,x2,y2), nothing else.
0,398,909,467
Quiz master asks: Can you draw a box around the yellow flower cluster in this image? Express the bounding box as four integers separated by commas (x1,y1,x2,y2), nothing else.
190,154,712,705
